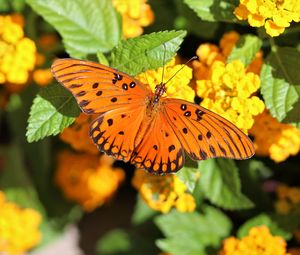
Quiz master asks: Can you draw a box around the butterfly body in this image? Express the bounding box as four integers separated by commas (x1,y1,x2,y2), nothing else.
52,58,255,174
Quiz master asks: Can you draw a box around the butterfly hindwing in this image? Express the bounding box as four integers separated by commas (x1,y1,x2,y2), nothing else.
130,112,185,174
51,58,151,114
163,98,255,161
89,105,146,162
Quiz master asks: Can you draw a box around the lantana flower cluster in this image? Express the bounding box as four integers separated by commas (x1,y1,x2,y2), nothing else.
0,15,36,84
250,110,300,162
55,150,125,212
0,191,42,255
234,0,300,37
132,169,196,213
112,0,154,38
219,226,290,255
137,57,194,101
275,183,300,214
193,32,265,134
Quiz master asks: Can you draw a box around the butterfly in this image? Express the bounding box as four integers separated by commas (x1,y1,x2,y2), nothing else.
51,58,255,174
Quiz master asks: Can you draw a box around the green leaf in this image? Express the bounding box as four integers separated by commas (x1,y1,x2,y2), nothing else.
176,158,200,193
237,214,292,240
26,84,80,142
199,159,254,210
96,228,159,255
131,195,158,225
111,30,186,75
184,0,238,22
227,35,262,66
175,0,219,39
97,52,110,66
260,64,299,122
26,0,121,57
155,206,232,255
261,47,300,125
96,229,131,254
0,144,44,211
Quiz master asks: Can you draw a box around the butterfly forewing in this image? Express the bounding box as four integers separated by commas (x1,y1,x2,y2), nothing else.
51,59,151,114
163,98,255,161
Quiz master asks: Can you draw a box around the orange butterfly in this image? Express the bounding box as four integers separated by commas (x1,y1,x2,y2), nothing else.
51,58,254,174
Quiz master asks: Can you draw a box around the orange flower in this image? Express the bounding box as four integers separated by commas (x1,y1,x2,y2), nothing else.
250,110,300,162
55,150,125,211
60,113,99,154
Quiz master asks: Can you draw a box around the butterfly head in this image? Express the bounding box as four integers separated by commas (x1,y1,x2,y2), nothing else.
153,82,167,104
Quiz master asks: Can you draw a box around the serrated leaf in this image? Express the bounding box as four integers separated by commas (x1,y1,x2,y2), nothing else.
184,0,238,22
26,84,80,142
26,0,121,57
260,64,299,122
111,30,187,75
268,47,300,124
227,35,262,66
199,159,254,210
237,214,292,240
155,206,232,255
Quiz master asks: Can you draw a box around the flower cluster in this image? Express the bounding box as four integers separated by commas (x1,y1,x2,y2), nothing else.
193,32,265,134
112,0,154,38
219,226,290,255
0,191,42,255
137,58,194,102
274,183,300,214
234,0,300,37
0,15,36,85
132,170,196,213
60,114,99,154
250,110,300,162
55,150,125,211
197,60,264,133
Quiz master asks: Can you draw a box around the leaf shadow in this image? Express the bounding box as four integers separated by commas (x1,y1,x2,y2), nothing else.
39,83,80,118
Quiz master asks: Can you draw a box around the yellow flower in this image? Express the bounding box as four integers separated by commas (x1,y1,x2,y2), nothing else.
137,58,194,102
0,15,36,85
0,191,42,255
192,31,263,85
250,110,300,162
55,150,125,212
132,169,196,213
219,226,290,255
234,0,300,37
60,114,99,154
33,68,53,86
196,60,265,133
112,0,154,38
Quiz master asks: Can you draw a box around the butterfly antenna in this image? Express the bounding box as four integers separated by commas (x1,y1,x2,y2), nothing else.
161,43,167,84
164,56,198,85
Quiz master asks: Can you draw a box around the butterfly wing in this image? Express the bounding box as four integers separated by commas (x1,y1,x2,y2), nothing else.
162,98,255,161
52,58,152,160
51,58,151,114
130,112,185,174
89,104,147,161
